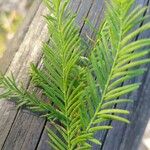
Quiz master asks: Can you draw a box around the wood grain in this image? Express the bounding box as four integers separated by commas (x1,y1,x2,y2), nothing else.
0,2,48,149
100,0,150,150
0,0,150,150
0,0,42,74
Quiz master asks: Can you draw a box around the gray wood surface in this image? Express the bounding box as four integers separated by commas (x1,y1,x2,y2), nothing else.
101,0,150,150
0,0,150,150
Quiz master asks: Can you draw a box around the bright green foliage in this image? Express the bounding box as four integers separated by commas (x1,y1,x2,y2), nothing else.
30,1,87,149
0,0,150,149
79,0,150,146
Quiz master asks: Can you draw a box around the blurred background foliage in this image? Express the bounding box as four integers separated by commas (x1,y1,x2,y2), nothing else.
0,11,22,55
0,0,33,57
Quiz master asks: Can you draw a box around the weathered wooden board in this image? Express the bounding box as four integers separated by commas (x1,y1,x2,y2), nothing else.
0,0,150,150
0,0,42,74
0,0,104,149
101,0,150,150
0,2,47,150
0,0,43,149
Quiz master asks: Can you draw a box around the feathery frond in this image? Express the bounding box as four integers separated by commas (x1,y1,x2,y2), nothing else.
31,0,87,149
80,0,150,146
0,0,150,149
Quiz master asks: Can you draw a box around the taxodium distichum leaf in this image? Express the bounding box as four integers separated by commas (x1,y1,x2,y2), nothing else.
0,0,150,149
